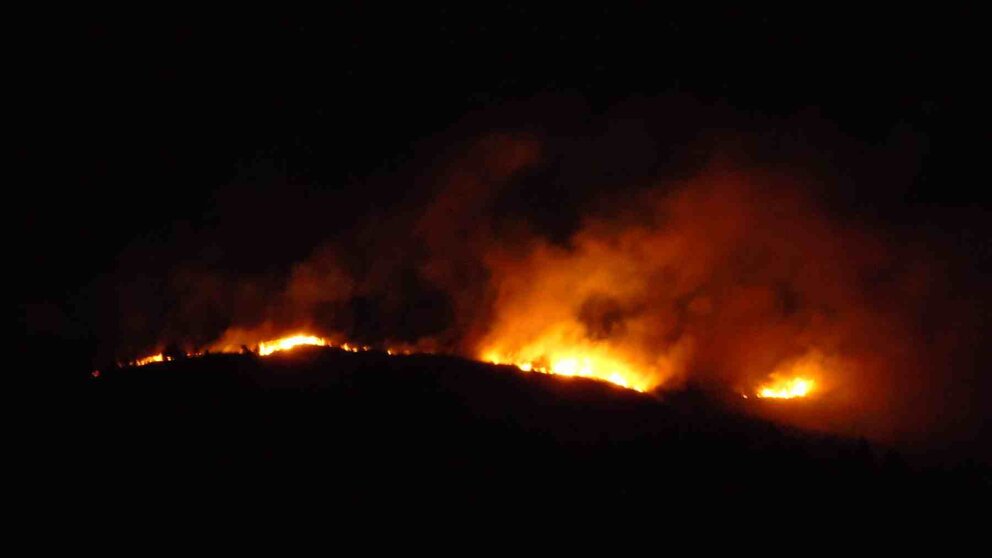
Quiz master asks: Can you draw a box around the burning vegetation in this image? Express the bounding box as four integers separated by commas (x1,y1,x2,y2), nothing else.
110,131,975,444
756,376,815,399
256,334,329,356
128,329,820,400
126,333,373,366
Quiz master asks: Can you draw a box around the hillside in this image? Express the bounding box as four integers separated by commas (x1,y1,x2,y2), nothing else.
27,346,986,515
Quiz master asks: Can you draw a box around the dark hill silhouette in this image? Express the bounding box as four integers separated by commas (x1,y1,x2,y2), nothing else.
32,347,988,516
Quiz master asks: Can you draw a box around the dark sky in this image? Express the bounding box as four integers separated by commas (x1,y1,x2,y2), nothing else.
15,7,991,377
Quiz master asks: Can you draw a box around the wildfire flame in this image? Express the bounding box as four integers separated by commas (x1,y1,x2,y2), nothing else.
483,347,649,392
128,333,822,402
134,353,165,366
128,331,652,393
257,334,328,356
753,352,826,399
128,333,375,367
756,375,816,399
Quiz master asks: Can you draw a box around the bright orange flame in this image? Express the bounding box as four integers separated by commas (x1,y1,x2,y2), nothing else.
134,353,164,366
134,333,653,392
754,352,826,399
124,332,831,406
756,375,815,399
129,332,381,366
483,343,649,392
127,331,824,402
257,334,328,356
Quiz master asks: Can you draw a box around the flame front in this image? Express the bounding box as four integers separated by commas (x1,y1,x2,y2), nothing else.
128,331,826,401
257,334,328,356
134,353,165,366
756,376,815,399
129,331,825,401
128,329,651,393
129,332,377,367
483,340,651,392
754,352,826,399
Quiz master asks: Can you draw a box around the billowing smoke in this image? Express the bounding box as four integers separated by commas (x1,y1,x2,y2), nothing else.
475,161,952,440
108,106,986,448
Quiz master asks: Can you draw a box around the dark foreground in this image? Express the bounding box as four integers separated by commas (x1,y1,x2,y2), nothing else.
28,347,989,520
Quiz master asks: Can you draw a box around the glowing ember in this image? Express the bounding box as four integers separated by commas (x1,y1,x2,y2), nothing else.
756,376,815,399
257,334,328,356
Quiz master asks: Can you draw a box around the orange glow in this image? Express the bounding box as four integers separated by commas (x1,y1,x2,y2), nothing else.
474,241,676,394
257,334,328,356
126,330,651,393
755,352,826,399
134,353,165,366
126,330,825,402
129,332,380,367
756,375,815,399
126,329,826,403
483,341,650,392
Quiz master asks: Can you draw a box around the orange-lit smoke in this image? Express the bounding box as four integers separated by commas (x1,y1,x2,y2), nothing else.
125,132,972,444
466,164,942,438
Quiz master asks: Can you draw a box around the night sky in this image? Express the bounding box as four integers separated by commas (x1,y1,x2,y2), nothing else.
15,8,991,456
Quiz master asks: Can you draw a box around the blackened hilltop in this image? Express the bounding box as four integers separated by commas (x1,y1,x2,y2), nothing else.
32,346,986,514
